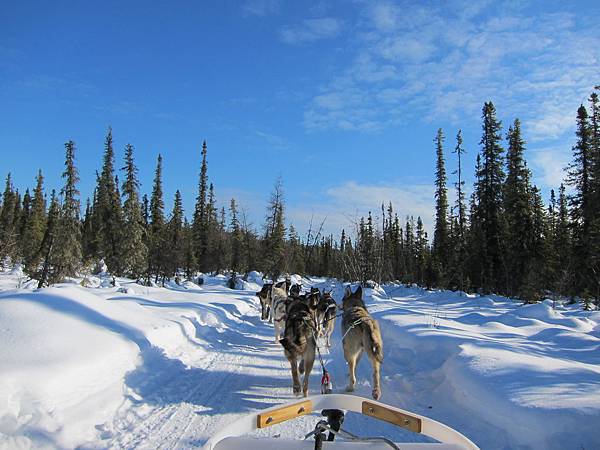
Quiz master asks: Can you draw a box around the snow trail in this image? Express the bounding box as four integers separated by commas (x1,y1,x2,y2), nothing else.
2,272,599,449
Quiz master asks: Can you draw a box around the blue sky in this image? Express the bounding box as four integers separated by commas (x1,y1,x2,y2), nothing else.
1,0,599,237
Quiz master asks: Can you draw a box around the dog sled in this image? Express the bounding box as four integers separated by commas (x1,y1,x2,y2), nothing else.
202,393,479,450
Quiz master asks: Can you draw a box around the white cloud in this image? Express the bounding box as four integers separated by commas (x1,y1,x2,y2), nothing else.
368,2,400,32
376,37,436,62
242,0,280,17
285,181,436,237
301,1,600,142
529,147,571,189
280,18,343,44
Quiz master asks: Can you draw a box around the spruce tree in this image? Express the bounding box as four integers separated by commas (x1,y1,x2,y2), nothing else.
357,212,378,284
148,154,166,283
229,198,243,274
432,128,449,286
263,177,286,280
524,185,548,302
120,143,148,279
415,217,428,286
0,174,17,264
53,140,83,281
22,170,47,274
37,190,60,287
587,90,600,303
467,154,486,291
504,119,534,298
404,216,415,283
589,90,600,215
193,141,209,271
166,190,184,280
182,218,197,279
11,190,22,258
205,182,220,272
81,196,95,262
214,206,228,274
18,189,31,249
142,194,149,227
451,130,468,291
566,105,592,295
95,127,124,273
473,102,506,293
287,223,305,275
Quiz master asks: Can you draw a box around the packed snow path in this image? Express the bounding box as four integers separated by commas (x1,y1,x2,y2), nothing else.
1,270,599,449
103,281,411,449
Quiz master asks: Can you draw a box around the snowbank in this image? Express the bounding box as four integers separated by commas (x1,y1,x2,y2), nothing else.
369,287,600,450
0,287,140,449
1,269,598,450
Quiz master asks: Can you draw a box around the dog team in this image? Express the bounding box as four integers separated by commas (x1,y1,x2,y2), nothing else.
255,280,383,400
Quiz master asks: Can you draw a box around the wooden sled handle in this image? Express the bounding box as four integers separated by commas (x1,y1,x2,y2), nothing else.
257,400,312,428
362,400,422,433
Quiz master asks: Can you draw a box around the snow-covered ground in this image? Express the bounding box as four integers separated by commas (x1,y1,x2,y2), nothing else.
0,270,598,450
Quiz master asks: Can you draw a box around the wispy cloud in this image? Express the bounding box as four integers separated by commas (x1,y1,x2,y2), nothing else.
286,181,436,237
255,130,289,150
530,147,571,189
301,1,599,144
242,0,280,17
280,18,343,44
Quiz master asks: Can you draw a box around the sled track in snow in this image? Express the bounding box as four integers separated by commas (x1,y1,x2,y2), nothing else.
106,296,293,450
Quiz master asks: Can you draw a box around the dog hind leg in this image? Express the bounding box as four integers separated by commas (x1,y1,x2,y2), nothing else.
302,344,315,397
345,351,360,392
368,354,382,400
288,356,301,396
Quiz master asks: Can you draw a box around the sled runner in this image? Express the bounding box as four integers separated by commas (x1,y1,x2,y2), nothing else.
203,394,479,450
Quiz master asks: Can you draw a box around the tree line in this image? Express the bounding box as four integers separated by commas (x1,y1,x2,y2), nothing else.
0,87,598,308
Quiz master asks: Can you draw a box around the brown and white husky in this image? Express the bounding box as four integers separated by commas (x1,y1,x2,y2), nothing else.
341,285,384,400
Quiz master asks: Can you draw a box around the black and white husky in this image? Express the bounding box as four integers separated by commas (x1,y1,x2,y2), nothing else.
256,280,290,323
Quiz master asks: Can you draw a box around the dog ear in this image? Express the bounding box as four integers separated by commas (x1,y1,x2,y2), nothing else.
354,285,363,297
344,285,352,298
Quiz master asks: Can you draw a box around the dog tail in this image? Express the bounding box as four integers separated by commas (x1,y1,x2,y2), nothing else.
365,318,383,363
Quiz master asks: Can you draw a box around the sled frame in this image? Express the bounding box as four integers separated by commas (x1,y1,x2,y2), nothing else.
203,394,479,450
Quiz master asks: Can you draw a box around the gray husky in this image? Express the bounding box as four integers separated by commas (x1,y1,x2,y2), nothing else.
341,285,383,400
279,291,320,397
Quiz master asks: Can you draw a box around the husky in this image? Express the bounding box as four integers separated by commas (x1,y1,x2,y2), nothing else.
271,284,289,342
256,283,274,321
317,291,337,347
279,290,320,397
256,280,289,322
289,283,302,298
341,285,383,400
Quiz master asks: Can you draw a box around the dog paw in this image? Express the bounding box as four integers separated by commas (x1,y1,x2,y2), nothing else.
372,388,381,400
293,385,301,396
345,385,355,392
